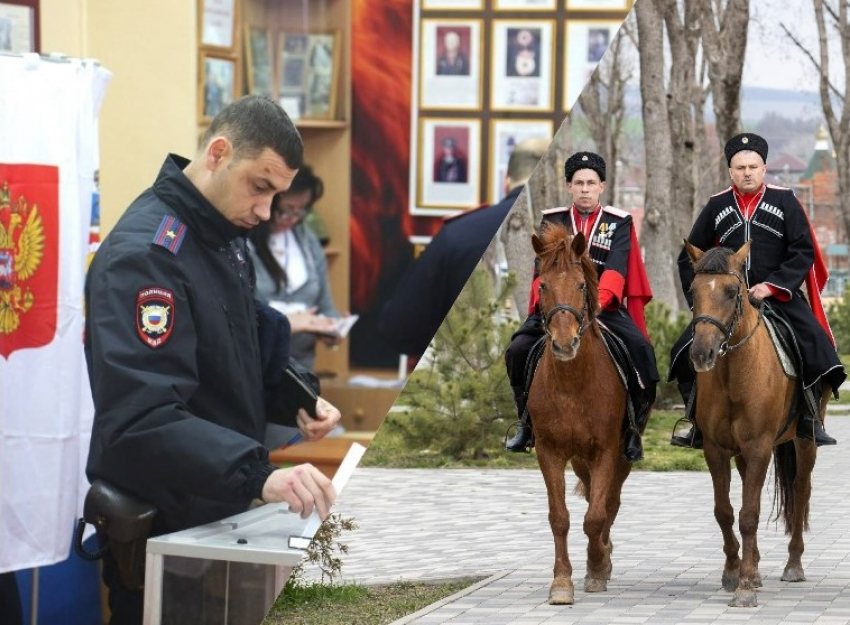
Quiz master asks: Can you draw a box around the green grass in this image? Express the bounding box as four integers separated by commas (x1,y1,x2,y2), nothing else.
263,579,481,625
362,409,708,471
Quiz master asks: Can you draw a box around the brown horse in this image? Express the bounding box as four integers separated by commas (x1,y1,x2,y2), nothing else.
527,224,636,605
685,241,821,607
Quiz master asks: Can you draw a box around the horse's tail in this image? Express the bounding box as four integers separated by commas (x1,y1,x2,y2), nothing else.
573,479,588,501
773,440,806,534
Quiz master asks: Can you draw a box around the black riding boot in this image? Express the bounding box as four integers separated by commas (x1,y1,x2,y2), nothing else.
623,398,652,463
797,384,837,446
670,380,703,449
506,385,533,452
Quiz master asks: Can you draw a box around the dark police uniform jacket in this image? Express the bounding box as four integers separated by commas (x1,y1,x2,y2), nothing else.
670,185,845,390
85,155,279,534
507,206,659,395
379,186,523,357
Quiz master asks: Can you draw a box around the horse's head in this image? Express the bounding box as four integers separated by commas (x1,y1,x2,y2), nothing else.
685,240,751,372
531,223,599,361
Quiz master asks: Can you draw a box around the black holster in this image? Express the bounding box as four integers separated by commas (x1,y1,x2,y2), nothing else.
74,480,157,591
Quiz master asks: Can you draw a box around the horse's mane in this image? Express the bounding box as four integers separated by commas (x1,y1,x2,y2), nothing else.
537,222,599,315
693,246,734,273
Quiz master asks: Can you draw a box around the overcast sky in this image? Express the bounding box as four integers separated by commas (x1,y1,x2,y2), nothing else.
745,0,843,93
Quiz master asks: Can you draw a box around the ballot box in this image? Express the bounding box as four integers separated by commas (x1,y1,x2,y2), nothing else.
142,503,309,625
142,443,365,624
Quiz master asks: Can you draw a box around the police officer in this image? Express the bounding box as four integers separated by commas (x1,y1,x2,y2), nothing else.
85,95,340,623
504,151,659,461
379,138,548,357
670,132,845,448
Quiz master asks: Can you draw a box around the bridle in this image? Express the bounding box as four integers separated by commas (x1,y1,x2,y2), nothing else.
692,269,764,356
540,260,593,341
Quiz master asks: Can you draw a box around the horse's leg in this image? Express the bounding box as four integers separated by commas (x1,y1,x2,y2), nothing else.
782,437,816,582
734,455,761,588
730,441,773,608
704,442,740,592
583,452,617,593
599,461,630,579
537,444,574,605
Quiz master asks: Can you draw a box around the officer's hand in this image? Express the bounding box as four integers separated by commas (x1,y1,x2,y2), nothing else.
262,464,336,519
297,397,341,441
748,283,772,301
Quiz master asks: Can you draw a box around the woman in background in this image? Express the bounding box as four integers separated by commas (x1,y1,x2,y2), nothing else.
250,165,341,371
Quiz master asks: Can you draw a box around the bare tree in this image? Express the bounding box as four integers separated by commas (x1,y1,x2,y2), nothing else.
576,16,634,206
782,0,850,239
636,0,680,309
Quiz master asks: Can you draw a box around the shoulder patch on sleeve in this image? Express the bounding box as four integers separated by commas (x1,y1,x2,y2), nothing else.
602,205,629,218
137,287,175,349
541,206,569,215
152,215,188,255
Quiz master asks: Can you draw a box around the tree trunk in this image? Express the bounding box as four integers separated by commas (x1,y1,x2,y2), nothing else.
501,118,572,315
636,0,680,311
701,0,749,186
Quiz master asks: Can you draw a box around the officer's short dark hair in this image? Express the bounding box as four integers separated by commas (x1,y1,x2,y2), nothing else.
507,147,545,184
202,95,304,170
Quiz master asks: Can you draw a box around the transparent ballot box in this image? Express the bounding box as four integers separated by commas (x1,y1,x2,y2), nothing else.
142,503,309,625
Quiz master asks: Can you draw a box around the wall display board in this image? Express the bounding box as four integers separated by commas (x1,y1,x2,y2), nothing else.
409,0,631,215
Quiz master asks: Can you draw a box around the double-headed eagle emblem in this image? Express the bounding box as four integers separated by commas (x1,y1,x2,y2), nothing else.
0,181,45,334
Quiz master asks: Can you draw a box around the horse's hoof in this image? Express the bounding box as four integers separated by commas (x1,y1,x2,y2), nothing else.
584,576,607,593
549,579,574,605
729,589,758,608
753,572,763,588
721,571,739,592
781,566,806,582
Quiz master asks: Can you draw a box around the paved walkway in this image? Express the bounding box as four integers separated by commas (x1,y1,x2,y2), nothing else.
304,414,850,624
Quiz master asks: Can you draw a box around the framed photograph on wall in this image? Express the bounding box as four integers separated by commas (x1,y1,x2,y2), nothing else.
566,0,630,11
419,19,482,110
422,0,484,9
279,31,339,121
199,52,237,121
489,119,554,204
490,20,554,112
244,26,273,97
494,0,557,10
564,20,620,110
416,117,481,213
198,0,237,51
0,1,37,53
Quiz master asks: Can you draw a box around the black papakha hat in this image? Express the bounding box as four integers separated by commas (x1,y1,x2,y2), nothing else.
564,151,606,182
724,133,768,166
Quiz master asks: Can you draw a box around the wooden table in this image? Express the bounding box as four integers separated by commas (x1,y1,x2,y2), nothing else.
269,434,374,479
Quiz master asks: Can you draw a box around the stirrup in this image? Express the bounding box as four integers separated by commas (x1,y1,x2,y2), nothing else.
504,422,534,452
670,418,702,449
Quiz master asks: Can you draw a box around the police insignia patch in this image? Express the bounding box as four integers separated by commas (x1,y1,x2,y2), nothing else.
136,287,174,349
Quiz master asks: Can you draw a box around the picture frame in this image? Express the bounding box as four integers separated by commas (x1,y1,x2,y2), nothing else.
0,0,37,53
421,0,484,9
198,0,237,51
419,19,483,111
199,52,238,121
564,19,621,110
244,25,273,97
415,117,481,214
489,119,554,204
278,31,340,121
566,0,631,11
494,0,557,10
490,20,555,112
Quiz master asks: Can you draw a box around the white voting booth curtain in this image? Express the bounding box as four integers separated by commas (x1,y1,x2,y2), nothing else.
0,54,110,574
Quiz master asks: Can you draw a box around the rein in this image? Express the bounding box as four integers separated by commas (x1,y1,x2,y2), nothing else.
541,260,593,340
693,269,764,356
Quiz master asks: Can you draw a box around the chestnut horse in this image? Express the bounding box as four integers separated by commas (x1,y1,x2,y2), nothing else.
527,224,636,605
685,241,821,607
